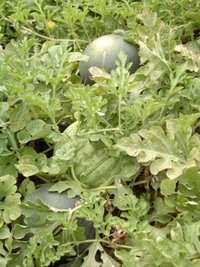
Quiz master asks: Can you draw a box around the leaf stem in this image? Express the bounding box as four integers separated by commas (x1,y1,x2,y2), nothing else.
7,128,19,156
130,179,149,187
90,185,116,192
118,94,122,129
70,165,87,188
36,174,51,183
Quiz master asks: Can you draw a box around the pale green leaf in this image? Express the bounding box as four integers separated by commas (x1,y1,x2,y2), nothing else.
0,175,17,201
101,251,120,267
15,159,39,177
54,143,75,161
15,147,39,177
17,119,52,144
3,193,21,223
175,40,200,72
160,179,177,196
0,225,10,239
116,118,200,179
150,158,172,175
10,102,30,132
48,180,84,197
82,243,102,267
148,198,174,224
0,102,9,126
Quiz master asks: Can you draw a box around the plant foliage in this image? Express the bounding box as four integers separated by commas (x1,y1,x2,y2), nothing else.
0,0,200,266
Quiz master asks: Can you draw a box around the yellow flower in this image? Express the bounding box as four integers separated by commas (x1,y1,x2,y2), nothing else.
48,21,55,30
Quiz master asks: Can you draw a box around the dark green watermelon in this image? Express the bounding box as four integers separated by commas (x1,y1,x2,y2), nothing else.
79,34,140,84
24,184,95,252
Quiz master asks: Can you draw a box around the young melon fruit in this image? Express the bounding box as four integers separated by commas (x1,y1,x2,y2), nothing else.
79,34,140,84
24,184,95,252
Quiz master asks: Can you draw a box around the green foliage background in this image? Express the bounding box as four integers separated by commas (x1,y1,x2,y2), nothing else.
0,0,200,266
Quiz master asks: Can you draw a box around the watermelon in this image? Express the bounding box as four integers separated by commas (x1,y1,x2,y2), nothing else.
54,122,122,188
54,121,140,188
79,34,140,84
23,184,95,252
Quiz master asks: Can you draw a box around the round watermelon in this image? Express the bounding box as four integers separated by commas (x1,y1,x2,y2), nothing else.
79,34,140,84
24,184,95,252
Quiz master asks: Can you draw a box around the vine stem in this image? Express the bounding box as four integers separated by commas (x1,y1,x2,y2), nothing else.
118,94,122,129
7,128,20,156
90,185,116,192
3,16,88,43
70,165,87,188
